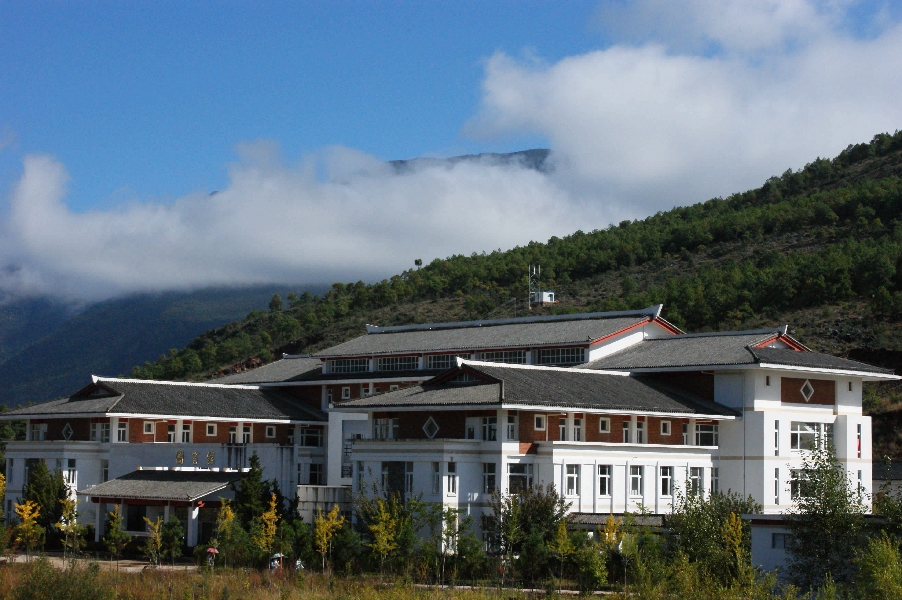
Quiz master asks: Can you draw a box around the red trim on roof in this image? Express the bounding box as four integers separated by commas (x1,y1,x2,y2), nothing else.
652,317,683,335
588,317,653,345
752,335,807,352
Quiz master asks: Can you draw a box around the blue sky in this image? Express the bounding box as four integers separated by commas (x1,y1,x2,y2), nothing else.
2,2,606,211
2,1,902,302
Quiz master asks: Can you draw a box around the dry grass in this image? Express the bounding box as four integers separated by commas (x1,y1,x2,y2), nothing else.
0,559,528,600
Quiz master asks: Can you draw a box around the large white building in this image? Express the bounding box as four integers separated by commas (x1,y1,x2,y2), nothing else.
1,304,895,546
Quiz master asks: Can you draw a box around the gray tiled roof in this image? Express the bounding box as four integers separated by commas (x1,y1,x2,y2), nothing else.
580,332,893,375
1,379,327,421
78,469,243,501
340,363,738,417
751,347,892,374
214,356,322,384
315,316,649,357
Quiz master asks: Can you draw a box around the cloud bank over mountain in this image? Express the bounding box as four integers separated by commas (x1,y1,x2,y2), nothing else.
2,0,902,303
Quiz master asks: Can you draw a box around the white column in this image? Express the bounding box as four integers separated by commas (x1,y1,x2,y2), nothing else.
164,503,170,523
688,419,697,446
94,502,102,542
187,503,199,547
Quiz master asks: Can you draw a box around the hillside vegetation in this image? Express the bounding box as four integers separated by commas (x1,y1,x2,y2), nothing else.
130,130,902,383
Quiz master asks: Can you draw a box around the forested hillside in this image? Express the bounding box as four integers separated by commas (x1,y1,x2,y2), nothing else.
131,130,902,382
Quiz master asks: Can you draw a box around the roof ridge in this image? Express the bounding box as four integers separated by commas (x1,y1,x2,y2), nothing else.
94,376,262,390
646,328,784,340
458,358,629,376
364,305,662,334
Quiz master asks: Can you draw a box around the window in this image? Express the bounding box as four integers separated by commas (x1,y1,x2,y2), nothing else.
848,381,853,392
775,468,780,503
630,466,644,497
144,421,154,435
482,417,497,441
682,423,688,445
432,462,440,493
566,464,580,496
598,465,612,496
265,426,276,438
65,459,76,485
636,421,645,444
117,421,128,442
341,387,351,400
660,466,673,497
536,347,585,365
534,415,546,430
857,424,862,458
466,424,476,439
389,385,399,392
242,425,252,444
774,420,780,456
376,356,419,371
507,414,518,441
766,375,771,386
711,468,719,493
327,389,333,403
328,358,368,373
405,462,415,493
229,426,238,443
483,463,497,493
447,462,457,495
772,533,792,549
30,423,47,441
559,418,567,441
207,423,217,437
689,467,704,497
309,463,323,485
362,386,371,397
660,420,671,436
181,424,191,443
623,421,631,443
101,459,109,483
508,463,534,492
599,417,610,433
373,418,399,440
62,423,73,440
790,469,811,499
573,418,582,442
477,350,526,364
790,422,833,451
301,428,324,447
426,353,469,370
358,461,366,490
695,424,719,446
167,424,176,443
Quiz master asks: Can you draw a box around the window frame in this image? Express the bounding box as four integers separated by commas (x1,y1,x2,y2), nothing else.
598,417,610,433
265,425,276,439
144,421,155,435
660,466,673,497
565,464,580,496
598,464,612,497
660,420,671,436
206,423,217,437
116,421,128,442
483,463,497,494
534,414,546,431
629,465,644,497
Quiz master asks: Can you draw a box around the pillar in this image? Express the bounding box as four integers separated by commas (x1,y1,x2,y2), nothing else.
187,503,199,547
94,501,102,542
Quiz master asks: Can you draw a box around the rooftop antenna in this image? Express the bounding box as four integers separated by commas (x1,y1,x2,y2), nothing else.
528,265,540,310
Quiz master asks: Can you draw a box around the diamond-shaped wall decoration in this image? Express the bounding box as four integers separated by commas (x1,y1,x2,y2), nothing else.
423,417,440,439
62,422,73,440
800,380,815,403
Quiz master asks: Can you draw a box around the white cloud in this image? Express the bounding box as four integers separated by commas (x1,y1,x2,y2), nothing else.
469,1,902,218
0,148,583,302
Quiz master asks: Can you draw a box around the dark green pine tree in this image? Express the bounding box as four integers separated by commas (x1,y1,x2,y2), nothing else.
21,461,68,536
232,453,266,528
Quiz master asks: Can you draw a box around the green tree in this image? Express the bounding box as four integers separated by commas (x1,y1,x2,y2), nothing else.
232,453,266,527
667,489,760,585
161,516,184,566
103,505,131,568
786,444,867,588
547,519,574,592
21,461,68,540
856,532,902,600
268,294,283,313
